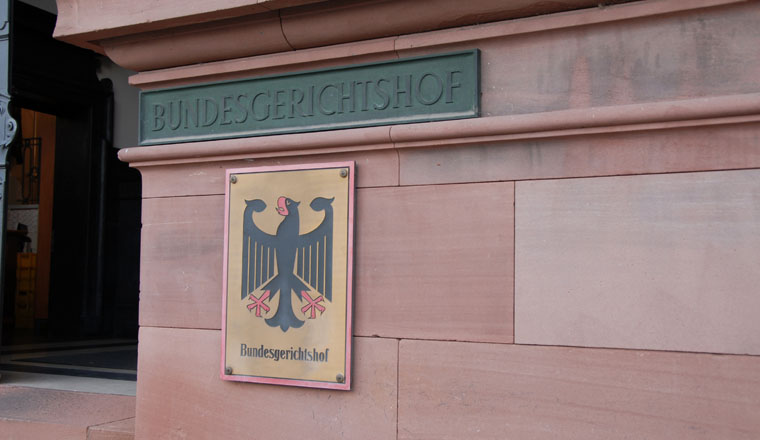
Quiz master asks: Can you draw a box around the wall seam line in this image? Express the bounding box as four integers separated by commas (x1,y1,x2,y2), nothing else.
277,10,295,51
512,181,516,344
396,338,400,440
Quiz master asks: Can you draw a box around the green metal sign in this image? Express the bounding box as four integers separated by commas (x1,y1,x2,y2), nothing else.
139,50,479,145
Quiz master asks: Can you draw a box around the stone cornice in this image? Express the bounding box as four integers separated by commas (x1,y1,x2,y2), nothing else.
55,0,601,71
128,0,747,89
53,0,324,54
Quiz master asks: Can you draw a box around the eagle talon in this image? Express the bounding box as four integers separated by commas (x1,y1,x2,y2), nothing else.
247,290,271,317
301,291,326,319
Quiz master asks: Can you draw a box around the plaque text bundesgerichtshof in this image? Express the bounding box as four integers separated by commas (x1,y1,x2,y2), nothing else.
139,50,479,145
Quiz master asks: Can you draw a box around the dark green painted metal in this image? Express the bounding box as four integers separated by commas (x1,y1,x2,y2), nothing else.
139,50,480,146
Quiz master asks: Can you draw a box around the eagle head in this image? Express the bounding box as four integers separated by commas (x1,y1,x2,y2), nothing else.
276,196,299,216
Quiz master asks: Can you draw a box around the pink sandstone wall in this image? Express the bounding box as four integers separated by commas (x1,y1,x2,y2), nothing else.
101,0,760,437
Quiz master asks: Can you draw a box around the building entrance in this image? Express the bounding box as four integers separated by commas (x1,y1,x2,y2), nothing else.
0,0,140,381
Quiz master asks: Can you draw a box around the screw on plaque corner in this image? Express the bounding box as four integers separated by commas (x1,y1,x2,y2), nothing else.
339,169,348,178
225,366,233,375
230,175,238,184
336,373,345,383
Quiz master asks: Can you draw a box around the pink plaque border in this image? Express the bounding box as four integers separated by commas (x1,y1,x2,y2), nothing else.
220,161,355,390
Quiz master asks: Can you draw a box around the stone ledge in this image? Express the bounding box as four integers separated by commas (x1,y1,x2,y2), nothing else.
0,386,135,440
118,92,760,167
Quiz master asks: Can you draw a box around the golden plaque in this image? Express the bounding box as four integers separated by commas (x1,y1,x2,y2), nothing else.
221,162,354,390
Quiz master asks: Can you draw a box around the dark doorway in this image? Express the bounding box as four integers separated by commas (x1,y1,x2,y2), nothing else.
0,1,140,376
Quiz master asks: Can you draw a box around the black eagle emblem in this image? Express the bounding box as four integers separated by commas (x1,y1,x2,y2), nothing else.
241,196,334,332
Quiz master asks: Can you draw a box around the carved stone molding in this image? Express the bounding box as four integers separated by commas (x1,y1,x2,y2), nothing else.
119,92,760,167
55,0,601,71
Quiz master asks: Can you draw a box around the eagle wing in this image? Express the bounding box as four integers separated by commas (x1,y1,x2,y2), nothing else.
295,197,334,301
241,199,279,299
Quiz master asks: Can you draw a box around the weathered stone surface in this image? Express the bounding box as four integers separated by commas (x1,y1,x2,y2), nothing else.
515,169,760,355
399,122,760,185
399,1,760,117
399,340,760,439
355,182,514,343
140,195,224,329
135,327,397,439
0,386,135,440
